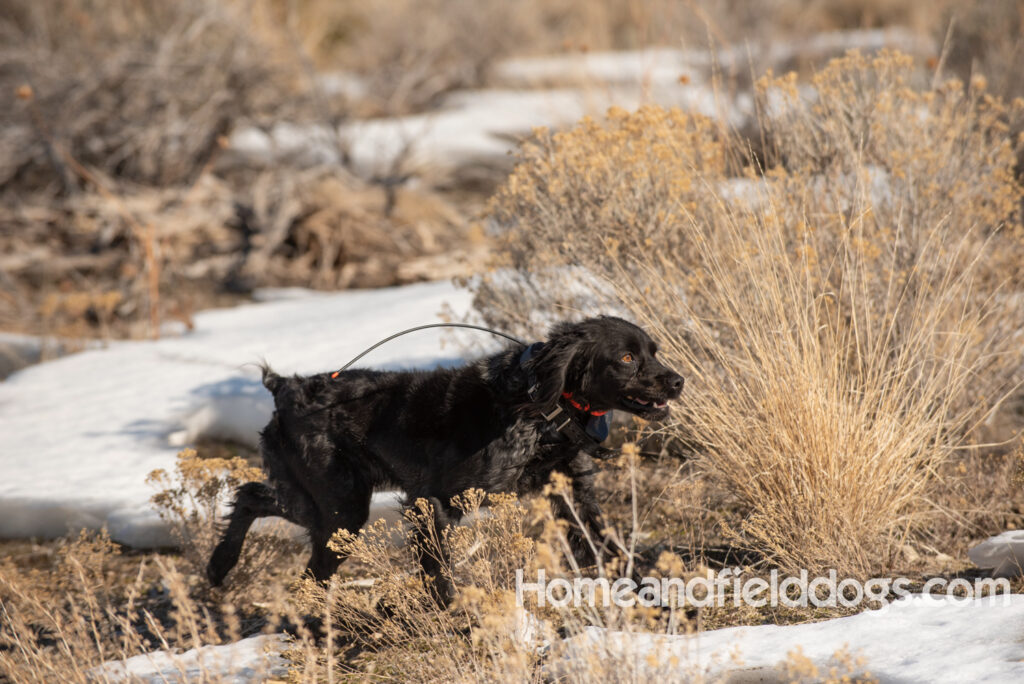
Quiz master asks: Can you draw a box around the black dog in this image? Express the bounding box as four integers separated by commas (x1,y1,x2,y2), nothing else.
207,316,683,604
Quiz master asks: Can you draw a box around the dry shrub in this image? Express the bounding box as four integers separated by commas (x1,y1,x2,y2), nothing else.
0,0,480,338
0,451,318,683
234,166,478,290
0,163,477,337
475,104,731,336
0,0,289,338
319,0,530,115
148,448,305,602
477,51,1024,575
0,0,297,191
287,448,789,682
4,0,489,339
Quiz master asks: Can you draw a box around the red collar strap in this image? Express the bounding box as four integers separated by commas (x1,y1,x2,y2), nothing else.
561,392,608,416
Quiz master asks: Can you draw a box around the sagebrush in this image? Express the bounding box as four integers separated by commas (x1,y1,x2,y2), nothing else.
476,50,1024,575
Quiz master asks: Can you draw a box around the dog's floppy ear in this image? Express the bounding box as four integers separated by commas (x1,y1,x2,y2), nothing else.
525,326,586,414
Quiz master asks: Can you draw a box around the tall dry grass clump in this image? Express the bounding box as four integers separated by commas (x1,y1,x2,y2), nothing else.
477,50,1024,575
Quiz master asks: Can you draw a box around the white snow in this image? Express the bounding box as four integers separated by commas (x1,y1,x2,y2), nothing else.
0,281,476,546
95,595,1024,682
970,530,1024,578
551,595,1024,683
96,633,289,683
227,29,934,181
496,29,933,87
230,88,713,177
228,77,764,177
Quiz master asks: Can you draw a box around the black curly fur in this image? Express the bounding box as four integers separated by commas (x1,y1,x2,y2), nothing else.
206,316,683,605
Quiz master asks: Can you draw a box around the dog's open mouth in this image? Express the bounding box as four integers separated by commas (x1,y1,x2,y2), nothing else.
623,395,669,412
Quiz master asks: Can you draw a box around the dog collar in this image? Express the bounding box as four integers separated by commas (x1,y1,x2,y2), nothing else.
519,342,612,445
560,392,607,417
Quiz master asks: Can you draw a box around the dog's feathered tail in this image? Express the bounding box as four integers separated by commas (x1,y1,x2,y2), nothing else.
259,361,285,396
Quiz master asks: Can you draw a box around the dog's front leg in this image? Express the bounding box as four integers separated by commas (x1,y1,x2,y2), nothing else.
549,451,611,568
410,496,457,608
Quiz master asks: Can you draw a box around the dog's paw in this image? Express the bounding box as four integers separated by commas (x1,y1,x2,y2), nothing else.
206,553,228,587
425,574,455,610
589,445,618,460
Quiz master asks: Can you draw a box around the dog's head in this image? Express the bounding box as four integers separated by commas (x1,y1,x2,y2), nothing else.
525,316,683,421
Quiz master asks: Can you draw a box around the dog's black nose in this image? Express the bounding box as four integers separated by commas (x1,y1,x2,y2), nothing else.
667,373,684,393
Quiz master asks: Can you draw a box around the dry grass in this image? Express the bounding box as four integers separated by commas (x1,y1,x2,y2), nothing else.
0,529,284,683
478,51,1024,575
285,491,543,680
288,448,887,681
271,0,728,116
1,450,315,682
4,0,1021,341
0,163,479,338
280,449,731,682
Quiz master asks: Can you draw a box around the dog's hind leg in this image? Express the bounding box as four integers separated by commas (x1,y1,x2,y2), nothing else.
305,484,372,582
207,481,284,586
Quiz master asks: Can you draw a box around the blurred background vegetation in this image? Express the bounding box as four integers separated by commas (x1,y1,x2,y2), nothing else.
2,0,1021,343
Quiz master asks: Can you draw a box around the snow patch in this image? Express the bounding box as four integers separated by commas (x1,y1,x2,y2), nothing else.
96,633,289,683
228,31,934,182
970,530,1024,578
168,393,273,450
497,29,933,87
551,595,1024,683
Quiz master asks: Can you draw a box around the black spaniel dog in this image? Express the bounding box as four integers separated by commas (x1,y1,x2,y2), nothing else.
207,316,683,604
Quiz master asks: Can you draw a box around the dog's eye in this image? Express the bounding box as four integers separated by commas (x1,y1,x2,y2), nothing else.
620,353,634,364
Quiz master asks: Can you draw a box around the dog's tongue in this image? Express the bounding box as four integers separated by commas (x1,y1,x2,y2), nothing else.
628,395,668,409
